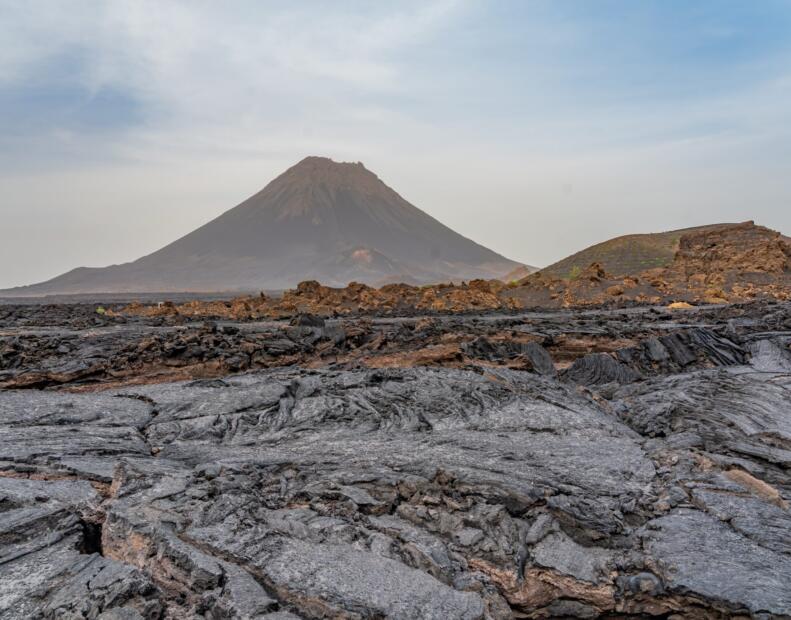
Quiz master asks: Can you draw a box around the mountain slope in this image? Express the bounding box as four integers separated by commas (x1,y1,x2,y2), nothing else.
500,264,539,283
4,157,519,295
538,224,734,279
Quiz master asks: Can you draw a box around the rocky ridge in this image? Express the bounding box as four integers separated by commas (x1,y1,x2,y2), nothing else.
511,221,791,308
538,224,732,279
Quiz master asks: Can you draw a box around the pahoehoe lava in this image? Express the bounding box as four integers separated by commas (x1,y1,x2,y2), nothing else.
1,299,790,618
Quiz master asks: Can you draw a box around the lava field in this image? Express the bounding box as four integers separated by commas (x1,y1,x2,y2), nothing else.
1,301,790,618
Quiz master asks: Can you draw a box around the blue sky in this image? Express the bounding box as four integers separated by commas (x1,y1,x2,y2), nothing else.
1,1,790,287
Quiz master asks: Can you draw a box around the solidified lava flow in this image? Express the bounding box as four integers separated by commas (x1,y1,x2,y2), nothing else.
1,300,790,619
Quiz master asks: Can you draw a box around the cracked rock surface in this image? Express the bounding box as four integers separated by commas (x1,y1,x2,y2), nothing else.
1,301,790,618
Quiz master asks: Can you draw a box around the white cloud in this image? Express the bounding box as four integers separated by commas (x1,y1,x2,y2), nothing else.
0,0,464,165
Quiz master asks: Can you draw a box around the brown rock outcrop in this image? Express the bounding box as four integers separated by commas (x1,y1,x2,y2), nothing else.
504,222,791,308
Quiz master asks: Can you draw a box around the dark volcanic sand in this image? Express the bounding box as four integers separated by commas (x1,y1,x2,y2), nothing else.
1,301,790,618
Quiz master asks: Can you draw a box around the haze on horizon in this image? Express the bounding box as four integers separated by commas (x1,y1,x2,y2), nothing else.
2,1,791,289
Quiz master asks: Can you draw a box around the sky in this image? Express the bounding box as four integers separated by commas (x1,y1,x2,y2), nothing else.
1,0,791,288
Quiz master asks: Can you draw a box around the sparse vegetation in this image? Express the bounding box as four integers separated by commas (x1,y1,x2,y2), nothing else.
541,224,731,279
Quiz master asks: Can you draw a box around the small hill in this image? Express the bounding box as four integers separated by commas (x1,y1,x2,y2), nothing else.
499,264,539,283
539,224,734,279
2,157,519,296
507,221,791,308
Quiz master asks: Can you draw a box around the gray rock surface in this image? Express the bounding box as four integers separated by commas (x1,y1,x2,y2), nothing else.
1,301,790,618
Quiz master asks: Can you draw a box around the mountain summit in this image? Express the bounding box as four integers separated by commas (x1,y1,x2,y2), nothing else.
5,157,520,295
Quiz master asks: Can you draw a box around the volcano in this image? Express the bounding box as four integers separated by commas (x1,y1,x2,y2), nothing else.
4,157,520,295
